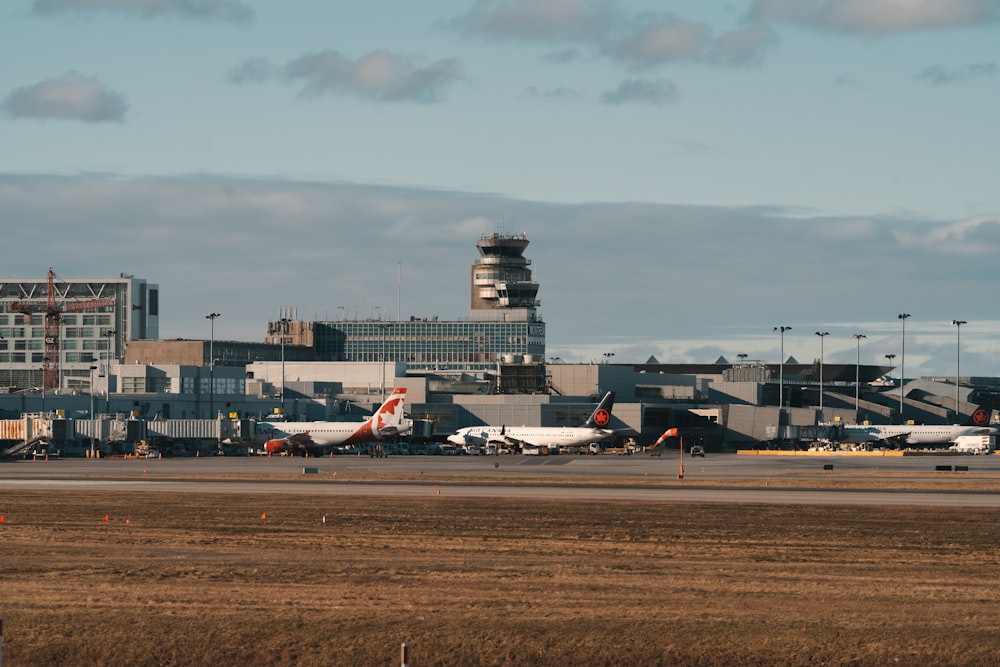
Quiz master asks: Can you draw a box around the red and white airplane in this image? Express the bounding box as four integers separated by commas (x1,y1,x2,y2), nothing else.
256,388,409,455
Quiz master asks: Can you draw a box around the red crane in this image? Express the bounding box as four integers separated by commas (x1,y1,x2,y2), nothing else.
11,267,116,391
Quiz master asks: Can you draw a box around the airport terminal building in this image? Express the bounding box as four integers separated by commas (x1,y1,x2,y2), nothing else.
266,231,546,382
3,236,998,453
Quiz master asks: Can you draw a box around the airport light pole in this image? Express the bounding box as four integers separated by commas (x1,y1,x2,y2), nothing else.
279,315,291,416
853,333,866,413
952,320,966,418
0,333,7,389
885,354,896,419
602,352,615,365
898,313,910,422
206,313,220,418
89,365,98,417
815,332,829,412
379,322,393,402
102,329,116,401
774,326,791,408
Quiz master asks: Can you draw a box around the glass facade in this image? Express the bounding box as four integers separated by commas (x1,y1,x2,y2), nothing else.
0,274,158,390
314,320,546,372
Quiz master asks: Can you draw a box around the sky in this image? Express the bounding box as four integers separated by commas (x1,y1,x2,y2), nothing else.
2,0,1000,379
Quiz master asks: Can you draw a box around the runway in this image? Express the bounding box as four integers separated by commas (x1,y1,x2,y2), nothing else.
2,452,999,506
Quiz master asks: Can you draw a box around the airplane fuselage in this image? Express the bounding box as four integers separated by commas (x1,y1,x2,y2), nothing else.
841,424,997,446
257,421,381,447
448,426,611,449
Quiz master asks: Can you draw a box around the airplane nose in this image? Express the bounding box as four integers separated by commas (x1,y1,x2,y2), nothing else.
447,435,464,446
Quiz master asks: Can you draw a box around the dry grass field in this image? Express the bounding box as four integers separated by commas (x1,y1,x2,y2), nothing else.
2,489,999,666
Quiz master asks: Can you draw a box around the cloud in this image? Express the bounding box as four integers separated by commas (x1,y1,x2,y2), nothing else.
608,14,711,68
233,50,463,103
540,48,582,64
705,25,780,67
450,3,780,73
32,0,254,24
521,85,582,102
916,63,997,84
227,58,275,84
833,74,866,89
600,78,678,105
899,215,1000,254
448,0,618,42
749,0,1000,34
2,72,127,122
3,173,1000,375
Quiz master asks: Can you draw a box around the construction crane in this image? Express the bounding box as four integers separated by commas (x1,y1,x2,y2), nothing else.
11,267,116,391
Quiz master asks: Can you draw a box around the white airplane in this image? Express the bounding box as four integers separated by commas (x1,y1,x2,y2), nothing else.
256,388,409,455
447,391,616,451
840,402,997,447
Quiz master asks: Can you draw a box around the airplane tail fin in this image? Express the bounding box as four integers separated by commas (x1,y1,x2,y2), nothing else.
964,399,996,427
584,391,615,428
372,387,408,435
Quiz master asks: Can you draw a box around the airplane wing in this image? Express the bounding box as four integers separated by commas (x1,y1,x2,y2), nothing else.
489,426,533,448
881,433,908,449
284,431,315,446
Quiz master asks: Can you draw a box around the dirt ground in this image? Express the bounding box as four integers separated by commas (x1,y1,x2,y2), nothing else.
1,490,999,666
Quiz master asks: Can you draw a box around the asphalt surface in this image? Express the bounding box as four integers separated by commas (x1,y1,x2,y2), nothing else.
2,452,999,506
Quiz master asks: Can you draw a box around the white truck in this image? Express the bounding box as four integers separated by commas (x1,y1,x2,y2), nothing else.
949,434,995,454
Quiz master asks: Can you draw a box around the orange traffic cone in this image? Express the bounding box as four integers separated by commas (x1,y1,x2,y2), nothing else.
0,514,5,523
102,514,109,521
261,513,267,520
125,518,131,525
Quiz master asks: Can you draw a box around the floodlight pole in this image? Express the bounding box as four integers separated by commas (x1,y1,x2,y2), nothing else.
206,313,220,418
774,326,791,407
898,313,910,422
952,320,966,418
853,333,866,413
815,332,829,412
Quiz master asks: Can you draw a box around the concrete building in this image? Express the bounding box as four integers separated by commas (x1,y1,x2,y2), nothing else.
0,269,157,392
268,232,545,378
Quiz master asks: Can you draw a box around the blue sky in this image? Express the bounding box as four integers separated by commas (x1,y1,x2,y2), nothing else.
2,1,1000,378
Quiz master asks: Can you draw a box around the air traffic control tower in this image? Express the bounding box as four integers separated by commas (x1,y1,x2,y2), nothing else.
470,231,541,323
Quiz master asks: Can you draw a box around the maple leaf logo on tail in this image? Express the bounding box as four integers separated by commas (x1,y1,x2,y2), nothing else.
373,388,407,436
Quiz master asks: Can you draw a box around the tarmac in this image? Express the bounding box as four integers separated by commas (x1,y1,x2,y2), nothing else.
2,452,999,506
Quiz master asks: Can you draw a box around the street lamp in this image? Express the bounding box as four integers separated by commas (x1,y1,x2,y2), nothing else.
737,353,748,364
602,352,615,365
898,313,910,421
206,313,220,418
379,323,393,401
0,333,7,389
89,365,98,417
278,315,291,415
853,333,866,413
885,353,896,419
952,320,967,417
774,326,791,408
102,329,116,393
815,332,829,412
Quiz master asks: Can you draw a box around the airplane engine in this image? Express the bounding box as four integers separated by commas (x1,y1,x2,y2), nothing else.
264,439,288,455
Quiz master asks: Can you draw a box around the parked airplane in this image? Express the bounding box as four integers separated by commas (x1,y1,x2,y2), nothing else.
256,388,409,455
840,402,997,447
446,391,616,452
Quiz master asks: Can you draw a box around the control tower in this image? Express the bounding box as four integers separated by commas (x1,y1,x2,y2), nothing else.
470,231,540,322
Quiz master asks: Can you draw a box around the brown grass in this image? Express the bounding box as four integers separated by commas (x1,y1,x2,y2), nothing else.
2,491,999,666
